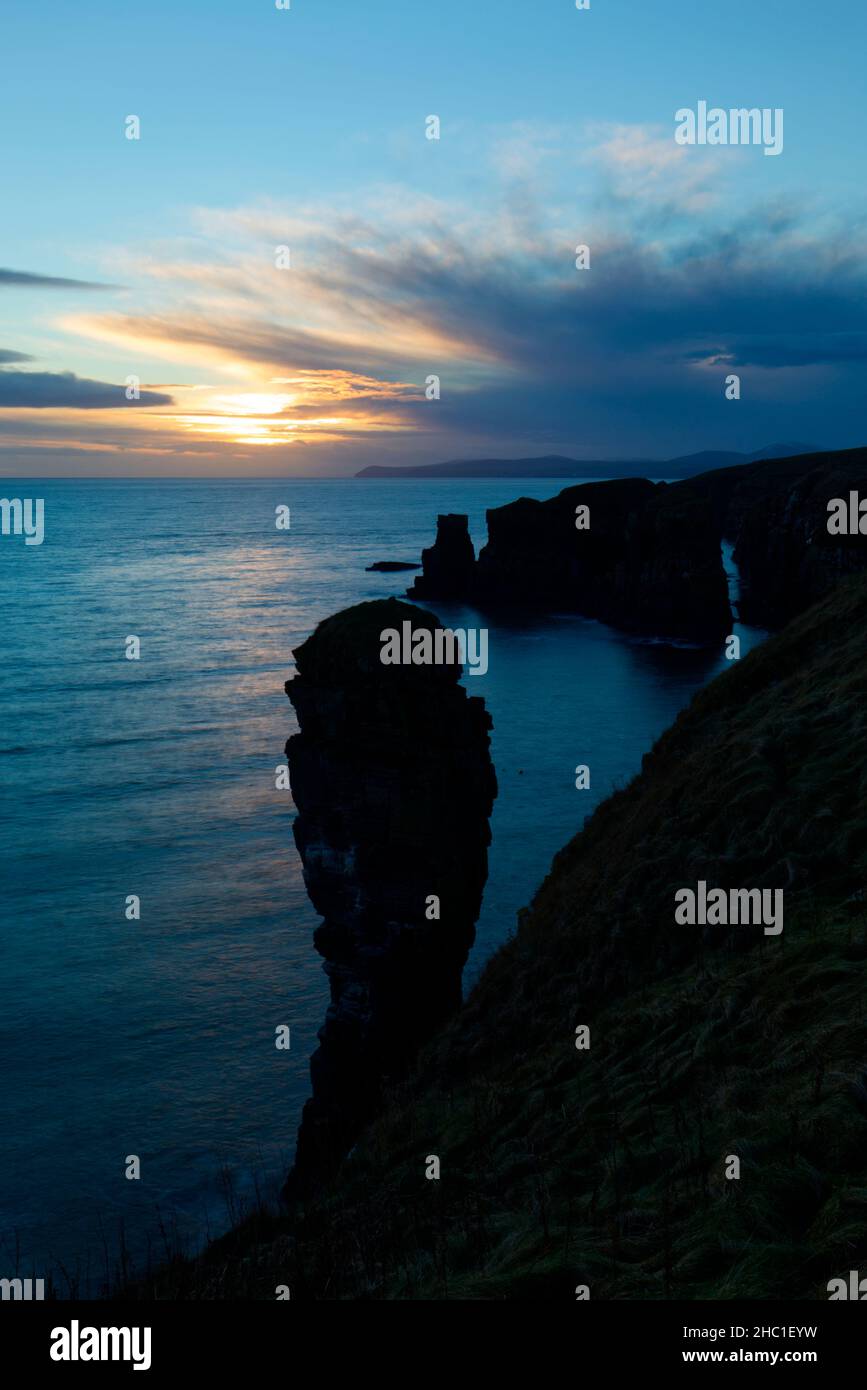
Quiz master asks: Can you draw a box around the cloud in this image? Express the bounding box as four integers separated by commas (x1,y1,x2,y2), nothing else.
16,122,867,466
0,368,173,408
0,267,116,290
99,169,866,376
687,335,867,369
68,309,452,378
63,190,867,458
590,123,722,216
0,348,34,363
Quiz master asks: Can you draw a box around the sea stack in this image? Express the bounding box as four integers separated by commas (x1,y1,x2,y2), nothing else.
284,597,497,1193
407,513,477,600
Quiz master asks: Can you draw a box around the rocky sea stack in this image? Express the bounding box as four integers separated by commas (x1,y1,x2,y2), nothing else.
284,597,497,1193
408,513,477,601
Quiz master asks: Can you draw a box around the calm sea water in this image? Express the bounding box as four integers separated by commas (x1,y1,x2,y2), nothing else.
0,477,764,1293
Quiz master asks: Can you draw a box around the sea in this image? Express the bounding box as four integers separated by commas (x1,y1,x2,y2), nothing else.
0,476,765,1294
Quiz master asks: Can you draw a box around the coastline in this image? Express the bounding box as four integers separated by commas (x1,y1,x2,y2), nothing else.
117,446,867,1300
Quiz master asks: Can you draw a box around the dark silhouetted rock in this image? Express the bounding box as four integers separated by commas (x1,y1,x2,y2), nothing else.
475,478,731,639
407,513,477,600
729,456,867,626
407,480,731,640
404,448,867,639
674,447,867,627
365,560,421,572
284,597,497,1195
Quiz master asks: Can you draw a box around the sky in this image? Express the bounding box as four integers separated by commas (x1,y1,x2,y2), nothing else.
1,0,865,476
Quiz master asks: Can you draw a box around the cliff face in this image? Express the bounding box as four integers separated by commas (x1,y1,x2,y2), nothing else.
407,447,867,637
674,448,867,627
476,479,731,639
284,597,497,1192
731,458,867,627
408,478,732,641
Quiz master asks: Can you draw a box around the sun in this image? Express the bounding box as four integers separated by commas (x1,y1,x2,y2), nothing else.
212,391,295,416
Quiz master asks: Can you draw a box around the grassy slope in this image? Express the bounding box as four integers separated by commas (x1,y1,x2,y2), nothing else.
138,575,867,1301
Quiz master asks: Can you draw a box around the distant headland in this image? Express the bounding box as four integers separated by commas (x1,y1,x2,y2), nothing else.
354,442,820,481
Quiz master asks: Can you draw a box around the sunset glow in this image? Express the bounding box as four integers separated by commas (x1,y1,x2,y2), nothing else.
1,1,863,477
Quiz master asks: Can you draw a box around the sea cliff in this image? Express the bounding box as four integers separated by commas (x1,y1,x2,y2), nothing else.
409,447,867,639
410,479,731,641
